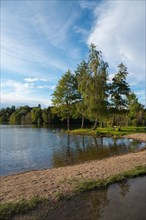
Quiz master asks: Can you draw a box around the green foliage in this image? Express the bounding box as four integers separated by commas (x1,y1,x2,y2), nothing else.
76,44,109,129
70,126,146,137
0,196,42,220
127,92,145,126
74,60,89,128
51,70,79,130
0,106,15,124
31,105,42,124
110,63,130,111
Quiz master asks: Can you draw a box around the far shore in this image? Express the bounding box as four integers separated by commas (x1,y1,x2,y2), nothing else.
0,133,146,205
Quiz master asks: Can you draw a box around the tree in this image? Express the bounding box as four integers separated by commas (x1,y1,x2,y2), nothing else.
110,63,130,127
9,106,31,125
51,70,79,130
127,92,144,126
31,106,42,125
88,44,109,129
0,106,15,124
75,60,89,128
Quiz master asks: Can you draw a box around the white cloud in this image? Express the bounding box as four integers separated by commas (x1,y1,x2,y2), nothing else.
1,93,51,108
1,80,53,107
24,78,49,83
88,0,145,86
24,78,39,83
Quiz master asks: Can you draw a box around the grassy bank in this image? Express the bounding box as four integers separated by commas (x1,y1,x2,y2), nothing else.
1,165,146,220
69,126,146,137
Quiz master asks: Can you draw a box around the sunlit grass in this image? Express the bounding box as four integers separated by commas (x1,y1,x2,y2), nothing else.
69,126,146,137
75,165,146,192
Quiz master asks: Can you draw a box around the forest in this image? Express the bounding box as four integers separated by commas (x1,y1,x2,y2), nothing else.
1,45,145,129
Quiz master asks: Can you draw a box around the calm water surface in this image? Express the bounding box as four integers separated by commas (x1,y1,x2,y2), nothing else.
0,125,145,176
47,176,146,220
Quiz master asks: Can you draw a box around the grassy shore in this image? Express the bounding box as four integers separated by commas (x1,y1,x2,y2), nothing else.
69,126,146,137
1,165,146,220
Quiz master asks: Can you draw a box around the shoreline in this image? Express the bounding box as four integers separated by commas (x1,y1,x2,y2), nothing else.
0,133,146,219
1,151,146,204
0,133,146,204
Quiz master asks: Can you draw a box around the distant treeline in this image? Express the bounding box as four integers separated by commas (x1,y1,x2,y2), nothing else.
0,105,90,126
0,102,146,128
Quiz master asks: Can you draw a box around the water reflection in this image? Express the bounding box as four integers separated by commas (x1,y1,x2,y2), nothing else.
47,176,146,220
118,179,130,197
52,134,145,168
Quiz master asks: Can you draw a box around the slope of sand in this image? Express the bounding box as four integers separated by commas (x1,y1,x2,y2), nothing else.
0,133,146,203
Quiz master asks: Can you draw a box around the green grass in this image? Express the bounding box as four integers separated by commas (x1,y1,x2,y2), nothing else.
69,126,146,137
0,196,43,220
1,165,146,220
75,165,146,192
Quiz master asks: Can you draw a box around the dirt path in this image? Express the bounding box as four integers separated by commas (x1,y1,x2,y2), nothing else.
0,133,146,204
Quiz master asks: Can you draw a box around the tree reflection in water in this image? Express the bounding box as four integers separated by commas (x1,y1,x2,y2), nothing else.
51,134,145,168
118,179,130,197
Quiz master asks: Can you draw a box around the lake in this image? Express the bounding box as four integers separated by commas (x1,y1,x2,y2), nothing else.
0,125,145,176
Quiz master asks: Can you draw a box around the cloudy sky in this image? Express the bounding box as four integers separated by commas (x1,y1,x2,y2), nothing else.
1,0,145,108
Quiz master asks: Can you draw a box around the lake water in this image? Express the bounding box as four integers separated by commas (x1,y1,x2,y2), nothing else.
47,176,146,220
0,125,145,176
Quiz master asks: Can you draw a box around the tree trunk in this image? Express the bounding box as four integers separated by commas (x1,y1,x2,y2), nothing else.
93,118,98,130
101,121,104,128
93,137,98,147
81,115,85,129
67,117,70,131
111,115,115,128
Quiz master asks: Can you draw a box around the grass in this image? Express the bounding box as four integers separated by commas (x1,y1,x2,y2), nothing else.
1,166,146,220
75,165,146,192
0,196,44,220
69,126,146,137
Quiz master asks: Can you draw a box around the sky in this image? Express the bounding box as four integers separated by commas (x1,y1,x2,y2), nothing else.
1,0,145,108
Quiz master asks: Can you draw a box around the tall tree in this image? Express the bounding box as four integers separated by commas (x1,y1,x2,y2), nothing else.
88,44,109,129
110,63,130,127
75,60,89,128
51,70,79,130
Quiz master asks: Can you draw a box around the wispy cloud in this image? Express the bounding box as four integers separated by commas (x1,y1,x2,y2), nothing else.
78,0,98,10
1,79,53,107
1,1,82,80
88,0,145,86
24,78,49,83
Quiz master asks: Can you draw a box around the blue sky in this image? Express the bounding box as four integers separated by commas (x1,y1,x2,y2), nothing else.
1,0,145,108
